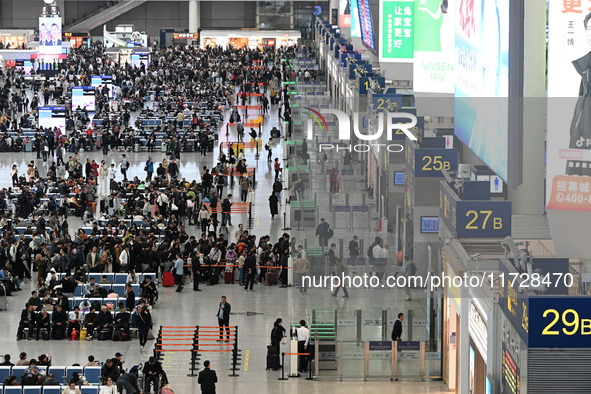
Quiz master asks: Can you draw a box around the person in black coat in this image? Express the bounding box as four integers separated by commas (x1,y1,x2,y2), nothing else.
137,305,152,352
17,304,37,340
142,356,163,393
268,192,279,220
198,360,218,394
97,305,114,336
52,304,67,339
243,251,257,291
216,296,231,341
190,249,202,291
391,313,404,341
270,317,286,349
125,284,135,312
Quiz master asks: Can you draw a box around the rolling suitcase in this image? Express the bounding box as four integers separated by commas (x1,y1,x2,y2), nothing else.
162,271,175,287
209,268,219,285
224,269,234,284
266,345,280,370
265,270,277,286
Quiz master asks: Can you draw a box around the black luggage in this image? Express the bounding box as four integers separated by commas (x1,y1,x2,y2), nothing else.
265,271,277,286
97,329,112,341
208,268,219,285
266,346,280,370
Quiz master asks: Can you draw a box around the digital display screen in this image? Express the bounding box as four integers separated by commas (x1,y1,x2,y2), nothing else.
131,53,150,68
38,107,66,132
15,60,34,76
350,0,361,37
454,0,510,181
420,216,440,233
394,171,405,185
358,0,375,50
72,86,96,111
91,75,114,99
39,16,63,55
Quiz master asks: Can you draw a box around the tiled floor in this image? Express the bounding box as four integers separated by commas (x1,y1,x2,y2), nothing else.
0,80,447,393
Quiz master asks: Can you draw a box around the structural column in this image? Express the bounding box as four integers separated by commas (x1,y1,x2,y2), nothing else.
189,0,200,33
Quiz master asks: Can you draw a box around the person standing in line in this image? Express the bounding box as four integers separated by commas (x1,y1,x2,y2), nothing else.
331,258,349,298
270,318,286,362
108,163,116,187
198,360,218,394
391,313,404,341
296,320,310,373
329,167,339,193
265,138,274,162
268,191,279,220
348,235,360,258
293,255,310,294
190,249,202,292
120,154,129,181
315,218,330,247
221,194,233,226
174,253,184,293
216,296,231,341
243,250,257,292
145,157,154,181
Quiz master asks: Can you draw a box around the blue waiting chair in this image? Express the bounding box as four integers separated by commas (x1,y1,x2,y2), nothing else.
83,366,102,384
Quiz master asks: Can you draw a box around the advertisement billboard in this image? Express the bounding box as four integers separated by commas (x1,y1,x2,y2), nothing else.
379,0,415,63
547,2,591,212
91,75,114,99
358,0,375,50
413,0,455,93
350,0,361,37
39,16,62,54
454,0,510,181
38,107,66,132
72,86,96,111
339,0,351,28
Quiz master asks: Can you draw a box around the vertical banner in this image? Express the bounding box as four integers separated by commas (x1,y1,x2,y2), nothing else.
350,0,362,37
331,9,338,26
358,0,375,50
413,0,455,93
454,0,510,181
379,0,415,62
547,1,591,212
39,15,62,55
339,0,352,27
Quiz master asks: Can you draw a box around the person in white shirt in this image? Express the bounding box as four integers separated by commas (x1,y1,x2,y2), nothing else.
119,245,130,271
99,377,117,394
126,272,138,284
296,320,310,372
108,164,116,182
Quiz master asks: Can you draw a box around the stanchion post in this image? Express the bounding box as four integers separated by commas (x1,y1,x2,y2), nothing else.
247,203,253,229
306,355,313,381
278,353,288,381
188,325,199,377
229,326,239,377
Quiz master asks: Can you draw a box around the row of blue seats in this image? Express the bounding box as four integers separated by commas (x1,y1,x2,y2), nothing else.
56,272,151,286
54,283,140,298
0,365,101,385
0,386,100,394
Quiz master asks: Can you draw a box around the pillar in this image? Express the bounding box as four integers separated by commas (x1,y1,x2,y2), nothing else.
189,0,200,33
506,0,546,214
56,0,65,20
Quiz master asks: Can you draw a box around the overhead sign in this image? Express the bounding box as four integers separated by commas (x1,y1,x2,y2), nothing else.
173,33,198,40
371,93,402,113
413,0,455,93
408,143,458,177
440,182,512,238
358,0,375,50
380,0,415,63
390,115,424,139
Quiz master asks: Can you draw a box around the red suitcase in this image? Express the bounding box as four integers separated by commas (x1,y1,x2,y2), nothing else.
162,271,175,287
224,269,234,284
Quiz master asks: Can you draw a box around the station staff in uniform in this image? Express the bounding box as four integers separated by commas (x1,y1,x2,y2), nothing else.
296,320,310,372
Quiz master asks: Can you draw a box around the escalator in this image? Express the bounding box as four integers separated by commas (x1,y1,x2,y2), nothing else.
65,0,147,33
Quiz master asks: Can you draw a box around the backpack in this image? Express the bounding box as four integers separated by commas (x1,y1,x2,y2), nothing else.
126,161,130,169
327,228,334,239
367,243,375,258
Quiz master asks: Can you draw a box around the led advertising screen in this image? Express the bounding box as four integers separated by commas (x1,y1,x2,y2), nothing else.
131,53,150,68
38,107,66,132
413,0,455,93
546,1,591,212
39,16,63,54
358,0,375,50
91,75,114,99
420,216,440,233
339,0,351,28
350,0,361,37
72,86,96,111
454,0,510,181
380,0,415,63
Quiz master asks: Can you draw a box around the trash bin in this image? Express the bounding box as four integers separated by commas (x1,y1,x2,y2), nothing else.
134,143,140,152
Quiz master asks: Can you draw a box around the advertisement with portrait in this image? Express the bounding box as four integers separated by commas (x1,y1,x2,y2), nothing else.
454,0,510,181
413,0,455,93
547,2,591,213
39,16,62,54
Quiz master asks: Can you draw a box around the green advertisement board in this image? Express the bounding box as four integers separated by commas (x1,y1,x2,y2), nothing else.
379,0,415,63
